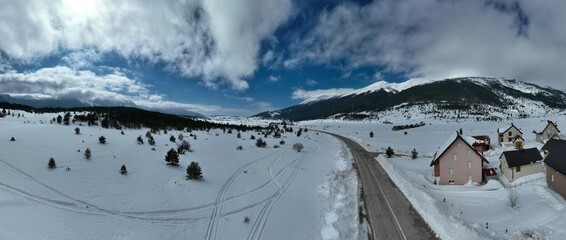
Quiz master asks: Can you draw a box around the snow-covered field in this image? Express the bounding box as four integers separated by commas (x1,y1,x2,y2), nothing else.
0,111,360,240
300,115,566,240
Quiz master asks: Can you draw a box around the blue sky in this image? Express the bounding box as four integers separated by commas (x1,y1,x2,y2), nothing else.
1,0,566,116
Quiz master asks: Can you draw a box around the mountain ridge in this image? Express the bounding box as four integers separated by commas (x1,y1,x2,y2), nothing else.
255,77,566,121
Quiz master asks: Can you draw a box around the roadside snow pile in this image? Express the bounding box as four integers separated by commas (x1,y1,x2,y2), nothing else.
318,140,360,240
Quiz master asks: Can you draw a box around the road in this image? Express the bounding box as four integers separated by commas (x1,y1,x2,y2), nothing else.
322,131,437,240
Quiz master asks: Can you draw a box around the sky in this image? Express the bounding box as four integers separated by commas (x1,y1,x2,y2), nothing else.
1,0,566,116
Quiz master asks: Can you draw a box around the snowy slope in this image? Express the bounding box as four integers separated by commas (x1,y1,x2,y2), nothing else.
0,111,360,240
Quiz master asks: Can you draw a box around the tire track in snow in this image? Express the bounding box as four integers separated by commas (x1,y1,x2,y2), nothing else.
247,142,320,240
205,148,290,240
0,158,205,223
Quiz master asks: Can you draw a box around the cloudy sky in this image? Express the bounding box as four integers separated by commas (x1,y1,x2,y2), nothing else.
1,0,565,116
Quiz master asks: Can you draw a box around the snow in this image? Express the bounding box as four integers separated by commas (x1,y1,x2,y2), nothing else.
0,111,361,240
298,115,566,240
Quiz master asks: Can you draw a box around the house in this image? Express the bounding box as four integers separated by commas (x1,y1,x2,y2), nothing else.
542,138,564,156
497,124,523,148
499,148,543,182
534,120,560,144
430,132,489,185
471,135,491,153
544,140,566,199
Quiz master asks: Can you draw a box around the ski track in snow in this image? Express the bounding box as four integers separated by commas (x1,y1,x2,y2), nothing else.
247,142,320,240
205,147,291,240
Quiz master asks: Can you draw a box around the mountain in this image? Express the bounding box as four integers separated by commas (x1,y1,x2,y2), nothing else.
0,94,88,108
255,77,566,121
0,94,204,117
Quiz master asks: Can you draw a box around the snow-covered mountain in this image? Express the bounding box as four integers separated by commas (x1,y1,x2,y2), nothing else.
0,94,204,117
255,77,566,121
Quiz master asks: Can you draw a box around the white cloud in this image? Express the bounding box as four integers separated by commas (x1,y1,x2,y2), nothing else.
268,75,280,82
0,66,233,115
292,88,354,102
0,0,293,90
305,79,318,86
290,0,566,91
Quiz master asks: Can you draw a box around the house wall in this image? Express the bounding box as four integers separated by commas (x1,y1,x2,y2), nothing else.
438,138,483,185
501,126,522,144
536,124,559,144
547,166,566,199
500,155,543,182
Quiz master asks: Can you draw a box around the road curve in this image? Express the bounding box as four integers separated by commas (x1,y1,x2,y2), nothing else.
321,131,438,240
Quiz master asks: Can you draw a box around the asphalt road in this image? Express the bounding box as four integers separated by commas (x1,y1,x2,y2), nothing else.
322,131,438,240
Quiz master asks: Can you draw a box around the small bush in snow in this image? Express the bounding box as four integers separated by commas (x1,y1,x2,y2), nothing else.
186,161,203,180
48,157,56,169
508,190,519,208
385,147,394,158
273,145,279,148
411,148,418,159
236,146,243,150
255,138,267,148
9,137,15,141
170,135,176,142
165,148,180,166
369,131,374,138
148,135,155,145
99,136,106,144
120,164,128,175
250,135,256,140
279,140,285,145
84,148,92,159
293,143,304,152
75,127,80,135
244,216,250,223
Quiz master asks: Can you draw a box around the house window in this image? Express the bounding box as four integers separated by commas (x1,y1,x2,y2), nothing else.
453,154,457,161
508,137,513,142
448,180,455,184
516,165,521,172
449,168,454,175
508,131,512,136
467,161,472,168
551,174,555,182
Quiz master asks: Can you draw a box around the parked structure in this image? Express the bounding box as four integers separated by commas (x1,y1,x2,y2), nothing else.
534,120,560,144
430,132,488,185
498,124,523,148
545,140,566,199
499,148,543,182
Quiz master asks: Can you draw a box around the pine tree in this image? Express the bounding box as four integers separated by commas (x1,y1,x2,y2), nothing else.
255,138,267,148
386,147,394,158
170,135,176,142
411,148,418,159
186,161,203,180
369,131,374,138
237,132,241,139
137,135,144,144
56,115,62,124
145,131,152,138
165,148,180,166
178,133,184,141
99,136,106,144
250,135,256,140
296,128,303,137
9,137,15,141
148,135,155,145
84,148,92,159
48,157,56,169
179,140,191,152
75,127,80,135
120,164,128,175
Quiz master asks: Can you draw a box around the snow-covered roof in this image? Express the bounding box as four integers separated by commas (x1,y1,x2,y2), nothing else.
430,132,488,166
